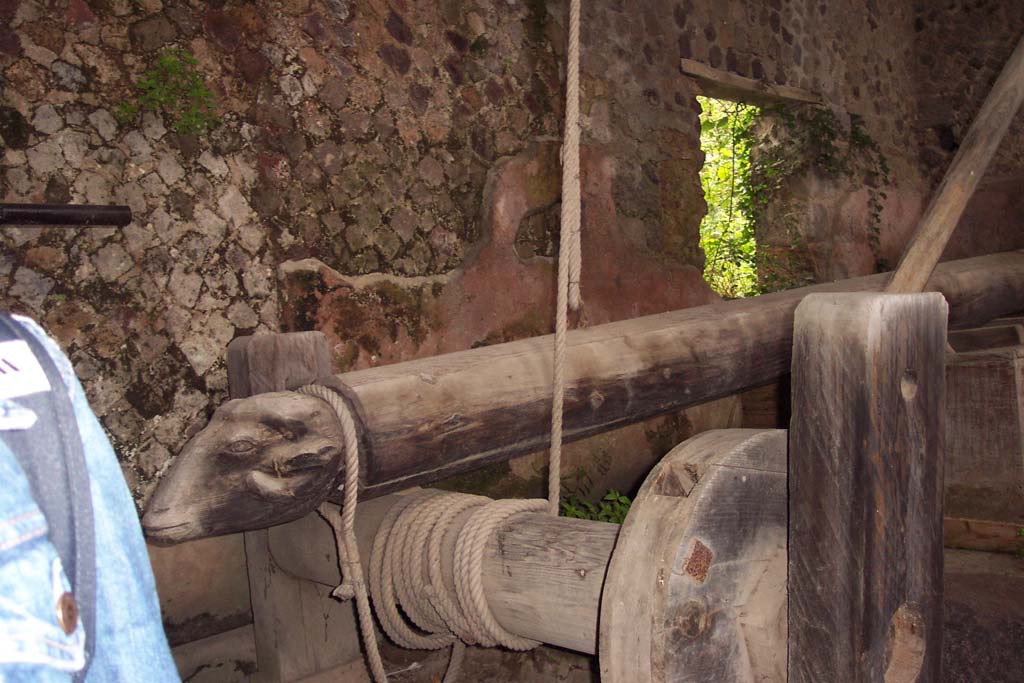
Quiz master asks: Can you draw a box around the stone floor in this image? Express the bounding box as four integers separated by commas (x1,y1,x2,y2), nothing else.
174,549,1024,683
942,550,1024,682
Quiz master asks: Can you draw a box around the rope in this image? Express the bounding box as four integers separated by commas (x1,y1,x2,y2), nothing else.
305,0,584,677
550,0,583,516
299,385,388,683
306,386,548,683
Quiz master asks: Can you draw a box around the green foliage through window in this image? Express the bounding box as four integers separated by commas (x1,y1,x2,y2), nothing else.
560,489,632,524
117,48,220,136
698,97,893,296
697,96,761,299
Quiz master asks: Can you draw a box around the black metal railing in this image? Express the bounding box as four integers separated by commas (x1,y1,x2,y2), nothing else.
0,203,132,227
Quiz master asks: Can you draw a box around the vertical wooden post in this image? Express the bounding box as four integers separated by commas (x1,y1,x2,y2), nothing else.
227,332,333,399
229,332,363,683
788,293,947,682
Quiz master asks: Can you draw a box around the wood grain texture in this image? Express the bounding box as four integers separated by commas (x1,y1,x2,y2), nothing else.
600,429,788,683
947,324,1024,353
330,251,1024,497
788,293,947,683
244,529,363,683
887,34,1024,294
942,517,1024,554
228,332,332,399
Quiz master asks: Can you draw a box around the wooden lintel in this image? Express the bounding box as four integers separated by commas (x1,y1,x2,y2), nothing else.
680,57,824,106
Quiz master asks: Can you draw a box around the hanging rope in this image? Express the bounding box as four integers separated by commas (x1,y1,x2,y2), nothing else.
549,0,583,516
305,0,584,678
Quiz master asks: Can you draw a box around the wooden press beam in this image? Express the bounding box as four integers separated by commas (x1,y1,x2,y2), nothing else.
888,33,1024,294
789,292,947,681
144,252,1024,543
335,252,1024,497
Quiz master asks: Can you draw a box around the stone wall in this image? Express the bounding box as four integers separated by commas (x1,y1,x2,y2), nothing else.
912,0,1024,260
672,0,929,282
0,0,570,507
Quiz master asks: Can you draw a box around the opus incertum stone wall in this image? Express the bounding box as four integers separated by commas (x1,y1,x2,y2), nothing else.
0,0,571,504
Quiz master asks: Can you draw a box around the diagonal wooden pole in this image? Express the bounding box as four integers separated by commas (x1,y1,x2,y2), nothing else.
888,32,1024,294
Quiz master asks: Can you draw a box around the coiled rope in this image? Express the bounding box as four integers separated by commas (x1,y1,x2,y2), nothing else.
305,0,583,679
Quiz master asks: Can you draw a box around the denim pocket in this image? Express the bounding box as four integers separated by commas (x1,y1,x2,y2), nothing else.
0,510,85,675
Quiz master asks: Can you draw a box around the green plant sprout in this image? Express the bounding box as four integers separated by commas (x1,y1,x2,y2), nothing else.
560,489,632,524
117,48,220,136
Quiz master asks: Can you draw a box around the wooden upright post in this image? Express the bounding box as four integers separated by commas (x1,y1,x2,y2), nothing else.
229,332,365,683
788,293,947,682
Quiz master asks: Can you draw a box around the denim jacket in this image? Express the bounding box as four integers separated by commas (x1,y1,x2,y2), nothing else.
0,317,179,683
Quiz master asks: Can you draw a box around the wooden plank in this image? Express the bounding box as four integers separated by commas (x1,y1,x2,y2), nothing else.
887,34,1024,294
601,429,788,683
680,57,824,106
144,252,1024,542
947,324,1024,352
789,293,947,682
943,517,1024,554
244,529,362,683
983,314,1024,328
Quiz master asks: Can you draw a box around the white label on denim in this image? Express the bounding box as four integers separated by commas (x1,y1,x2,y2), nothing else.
0,340,51,400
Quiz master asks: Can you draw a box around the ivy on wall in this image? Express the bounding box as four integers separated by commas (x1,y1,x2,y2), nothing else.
749,105,892,277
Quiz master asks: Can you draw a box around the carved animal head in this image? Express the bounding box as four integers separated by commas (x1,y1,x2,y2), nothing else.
143,392,345,544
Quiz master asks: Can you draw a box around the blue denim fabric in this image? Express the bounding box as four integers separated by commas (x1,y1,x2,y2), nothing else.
0,317,179,683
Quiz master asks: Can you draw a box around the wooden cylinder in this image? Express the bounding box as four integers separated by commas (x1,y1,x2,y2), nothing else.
325,251,1024,498
267,493,619,654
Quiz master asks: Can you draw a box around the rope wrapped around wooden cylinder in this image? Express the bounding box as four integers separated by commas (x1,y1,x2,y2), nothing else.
367,490,548,680
305,383,552,682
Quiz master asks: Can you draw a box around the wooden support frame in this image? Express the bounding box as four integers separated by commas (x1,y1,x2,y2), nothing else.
789,293,947,682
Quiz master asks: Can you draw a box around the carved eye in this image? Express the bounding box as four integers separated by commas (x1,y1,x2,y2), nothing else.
225,439,257,455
